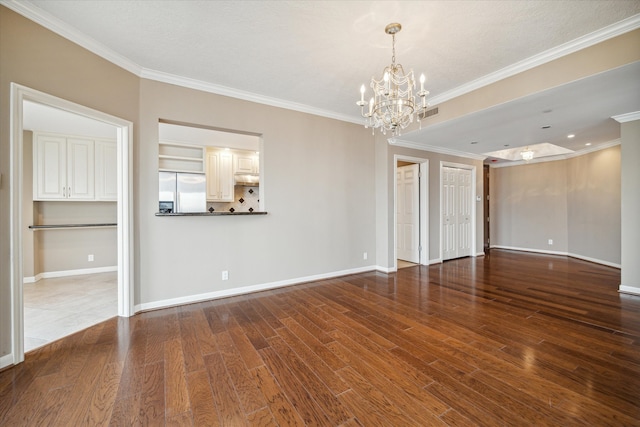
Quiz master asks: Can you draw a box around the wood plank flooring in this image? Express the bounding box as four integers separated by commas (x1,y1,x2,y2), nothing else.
1,250,639,426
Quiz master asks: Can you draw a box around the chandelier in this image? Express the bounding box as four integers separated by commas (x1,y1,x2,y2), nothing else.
521,147,534,161
357,23,429,136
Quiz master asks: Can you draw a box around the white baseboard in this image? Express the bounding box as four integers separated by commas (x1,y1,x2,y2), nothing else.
490,245,621,268
135,265,378,313
429,258,442,265
376,265,395,273
619,285,640,296
23,266,118,283
0,353,14,370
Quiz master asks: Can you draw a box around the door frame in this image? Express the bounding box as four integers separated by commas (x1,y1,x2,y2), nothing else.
439,161,477,262
393,155,429,270
8,83,135,367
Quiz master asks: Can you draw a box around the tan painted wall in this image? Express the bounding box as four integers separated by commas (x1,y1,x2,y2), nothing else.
137,79,375,305
490,145,621,265
491,160,569,253
567,146,621,264
0,6,140,359
377,140,484,266
620,120,640,290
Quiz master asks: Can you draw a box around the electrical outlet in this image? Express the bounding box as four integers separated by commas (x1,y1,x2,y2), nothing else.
548,239,553,245
88,254,94,262
222,270,229,280
363,252,368,260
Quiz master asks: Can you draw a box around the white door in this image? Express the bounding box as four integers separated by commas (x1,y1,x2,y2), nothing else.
442,166,472,260
397,164,420,263
442,167,457,260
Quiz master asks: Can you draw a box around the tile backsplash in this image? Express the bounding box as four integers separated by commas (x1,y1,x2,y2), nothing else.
207,186,259,213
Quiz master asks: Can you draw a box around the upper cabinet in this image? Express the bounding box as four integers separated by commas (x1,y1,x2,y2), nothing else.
234,151,259,174
33,132,116,201
95,139,118,201
206,148,234,202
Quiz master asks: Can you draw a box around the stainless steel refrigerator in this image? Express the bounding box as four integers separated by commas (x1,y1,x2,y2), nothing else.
159,172,206,213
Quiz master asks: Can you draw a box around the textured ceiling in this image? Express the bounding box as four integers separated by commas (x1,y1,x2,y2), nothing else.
7,0,640,161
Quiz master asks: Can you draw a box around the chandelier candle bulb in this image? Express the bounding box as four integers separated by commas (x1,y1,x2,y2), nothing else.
360,84,365,103
356,22,430,136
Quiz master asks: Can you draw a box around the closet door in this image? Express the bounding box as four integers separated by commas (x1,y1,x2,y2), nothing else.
442,166,472,260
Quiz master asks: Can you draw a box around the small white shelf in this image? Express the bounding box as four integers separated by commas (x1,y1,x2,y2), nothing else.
159,142,205,173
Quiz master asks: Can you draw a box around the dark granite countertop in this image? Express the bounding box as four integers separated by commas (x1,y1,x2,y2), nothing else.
155,211,267,217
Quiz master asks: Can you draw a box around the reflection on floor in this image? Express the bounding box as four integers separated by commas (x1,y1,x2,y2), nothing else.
23,272,117,353
397,259,419,269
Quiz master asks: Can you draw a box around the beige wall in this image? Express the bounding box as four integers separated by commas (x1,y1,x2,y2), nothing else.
376,139,484,267
567,146,621,264
0,6,140,359
137,79,375,305
620,120,640,291
491,145,621,266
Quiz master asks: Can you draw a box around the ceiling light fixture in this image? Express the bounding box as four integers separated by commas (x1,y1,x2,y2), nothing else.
567,134,575,138
521,147,534,161
357,23,429,136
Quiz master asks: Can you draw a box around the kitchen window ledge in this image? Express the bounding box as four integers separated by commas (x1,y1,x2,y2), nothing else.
155,211,267,216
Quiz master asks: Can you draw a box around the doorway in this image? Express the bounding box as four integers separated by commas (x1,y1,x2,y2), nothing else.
7,83,134,367
441,162,476,261
394,156,429,270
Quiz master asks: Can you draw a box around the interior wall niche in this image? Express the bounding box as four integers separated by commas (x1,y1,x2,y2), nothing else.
157,121,263,214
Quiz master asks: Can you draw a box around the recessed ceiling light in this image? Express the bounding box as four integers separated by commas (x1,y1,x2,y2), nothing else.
504,144,510,147
586,143,592,146
470,141,478,144
542,125,551,129
567,134,575,138
543,109,552,114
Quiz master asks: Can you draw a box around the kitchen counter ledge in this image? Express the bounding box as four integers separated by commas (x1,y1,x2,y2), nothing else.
156,211,267,217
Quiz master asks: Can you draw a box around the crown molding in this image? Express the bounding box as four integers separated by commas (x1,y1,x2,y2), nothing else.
1,0,361,125
139,68,362,125
1,0,143,76
429,14,640,106
489,139,621,168
389,138,487,161
612,111,640,123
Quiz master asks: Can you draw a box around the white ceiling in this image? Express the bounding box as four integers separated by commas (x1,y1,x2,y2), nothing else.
7,0,640,162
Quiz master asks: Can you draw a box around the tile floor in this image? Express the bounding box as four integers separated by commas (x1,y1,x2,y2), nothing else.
397,259,419,269
23,272,118,352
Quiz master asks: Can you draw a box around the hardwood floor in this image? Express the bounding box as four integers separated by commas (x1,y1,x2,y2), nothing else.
1,250,639,426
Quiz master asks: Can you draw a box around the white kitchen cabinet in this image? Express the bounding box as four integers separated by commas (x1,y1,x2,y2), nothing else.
95,139,118,201
34,133,95,200
206,149,233,202
234,151,259,174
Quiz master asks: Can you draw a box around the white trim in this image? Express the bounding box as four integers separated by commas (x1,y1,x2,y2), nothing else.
389,138,487,160
4,0,638,125
491,245,621,268
135,266,378,312
23,266,117,283
8,84,135,369
376,265,396,274
429,14,640,106
0,354,14,369
612,111,640,123
141,69,361,125
489,140,621,168
429,258,443,265
619,285,640,296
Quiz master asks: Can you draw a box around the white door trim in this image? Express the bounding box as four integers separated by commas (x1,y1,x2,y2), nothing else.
393,155,429,271
8,83,135,368
439,161,477,262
